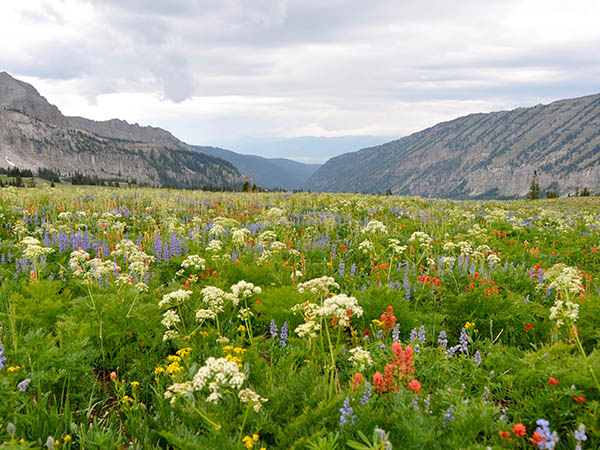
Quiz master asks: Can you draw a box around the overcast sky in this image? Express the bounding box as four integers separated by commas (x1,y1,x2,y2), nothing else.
1,0,599,162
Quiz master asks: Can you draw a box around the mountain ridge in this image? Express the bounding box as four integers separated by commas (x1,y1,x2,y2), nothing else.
306,93,600,198
193,145,320,190
0,72,248,188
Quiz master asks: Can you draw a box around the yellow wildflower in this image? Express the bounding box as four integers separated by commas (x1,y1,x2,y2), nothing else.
166,361,183,374
176,347,192,358
154,366,165,375
238,325,246,332
131,381,140,388
242,435,254,449
7,366,21,372
464,321,475,330
167,355,181,362
64,434,71,442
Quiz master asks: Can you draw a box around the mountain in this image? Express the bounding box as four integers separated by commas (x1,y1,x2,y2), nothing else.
306,93,600,198
0,72,248,188
193,145,320,190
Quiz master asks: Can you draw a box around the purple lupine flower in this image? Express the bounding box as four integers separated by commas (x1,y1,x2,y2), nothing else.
339,397,355,425
417,325,426,343
409,327,418,342
280,322,288,347
443,405,455,428
392,324,400,342
269,320,278,339
574,424,587,450
0,341,6,372
338,260,344,277
17,378,31,392
376,330,383,340
458,328,469,354
437,330,448,349
350,264,356,277
473,350,482,366
360,383,372,405
534,419,559,449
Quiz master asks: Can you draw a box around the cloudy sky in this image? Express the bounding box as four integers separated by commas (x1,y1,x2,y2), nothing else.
1,0,599,162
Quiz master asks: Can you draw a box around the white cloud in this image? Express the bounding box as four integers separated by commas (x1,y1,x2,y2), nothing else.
1,0,599,157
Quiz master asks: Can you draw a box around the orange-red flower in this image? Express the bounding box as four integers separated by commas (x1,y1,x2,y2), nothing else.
573,395,585,403
498,430,511,442
512,423,526,437
548,376,559,386
408,379,421,394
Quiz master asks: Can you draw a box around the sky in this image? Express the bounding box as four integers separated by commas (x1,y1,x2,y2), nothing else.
1,0,599,163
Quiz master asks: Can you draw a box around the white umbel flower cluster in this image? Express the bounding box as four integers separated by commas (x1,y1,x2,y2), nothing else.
231,228,250,247
408,231,432,250
238,388,268,412
21,236,54,260
206,239,222,252
362,220,388,235
297,276,339,297
112,239,155,278
542,264,584,327
191,357,246,403
316,294,363,327
387,238,407,254
159,289,192,309
161,310,181,328
181,254,206,271
359,239,375,255
231,280,262,300
348,347,373,371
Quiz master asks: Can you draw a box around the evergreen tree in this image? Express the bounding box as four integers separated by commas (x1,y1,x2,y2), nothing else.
527,171,540,199
580,187,590,197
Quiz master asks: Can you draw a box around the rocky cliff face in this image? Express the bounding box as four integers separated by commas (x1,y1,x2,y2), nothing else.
0,71,69,127
306,93,600,198
0,72,248,188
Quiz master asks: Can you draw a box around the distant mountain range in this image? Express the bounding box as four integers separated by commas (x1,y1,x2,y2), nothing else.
306,93,600,198
0,72,248,188
193,146,320,190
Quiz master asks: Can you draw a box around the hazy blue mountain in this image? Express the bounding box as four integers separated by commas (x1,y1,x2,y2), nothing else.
307,93,600,198
193,145,320,190
210,136,397,164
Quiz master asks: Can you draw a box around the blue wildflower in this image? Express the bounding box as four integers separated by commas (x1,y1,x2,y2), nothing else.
574,423,587,450
458,328,469,354
339,397,355,425
534,419,559,449
17,378,31,393
437,330,448,349
443,405,455,428
417,325,426,343
280,321,288,347
0,341,6,372
391,324,400,342
473,350,482,366
269,319,278,339
360,383,372,405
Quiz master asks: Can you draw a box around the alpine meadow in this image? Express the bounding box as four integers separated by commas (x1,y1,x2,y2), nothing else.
1,0,600,448
0,187,598,448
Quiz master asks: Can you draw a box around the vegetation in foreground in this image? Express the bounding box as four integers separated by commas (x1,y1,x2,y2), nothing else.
0,186,599,449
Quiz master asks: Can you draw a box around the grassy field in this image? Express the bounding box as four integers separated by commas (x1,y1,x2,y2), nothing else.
0,185,598,449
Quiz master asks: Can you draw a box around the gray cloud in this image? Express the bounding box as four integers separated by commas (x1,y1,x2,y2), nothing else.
0,0,598,151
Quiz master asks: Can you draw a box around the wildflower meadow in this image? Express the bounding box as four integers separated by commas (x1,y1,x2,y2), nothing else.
0,185,599,449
